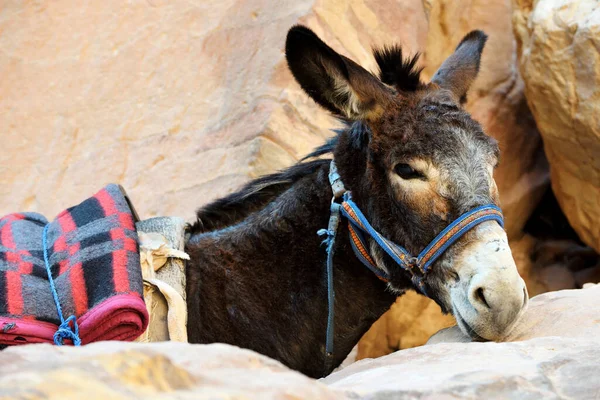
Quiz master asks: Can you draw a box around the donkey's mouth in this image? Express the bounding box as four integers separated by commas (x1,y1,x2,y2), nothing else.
454,307,487,342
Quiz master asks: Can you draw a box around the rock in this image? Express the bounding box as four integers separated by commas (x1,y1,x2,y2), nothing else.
326,286,600,398
508,234,550,296
0,0,548,361
509,234,600,295
0,0,428,222
0,342,344,400
427,283,600,344
357,292,456,359
0,0,544,243
324,337,600,399
513,0,600,252
2,285,600,399
538,264,576,292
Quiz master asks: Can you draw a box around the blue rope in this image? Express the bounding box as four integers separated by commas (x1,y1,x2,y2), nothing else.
317,201,341,371
42,224,81,346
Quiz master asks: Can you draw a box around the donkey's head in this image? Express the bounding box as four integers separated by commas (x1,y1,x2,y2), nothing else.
286,26,528,341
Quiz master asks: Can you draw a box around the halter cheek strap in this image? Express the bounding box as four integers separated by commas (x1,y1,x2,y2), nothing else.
317,160,504,373
341,195,504,294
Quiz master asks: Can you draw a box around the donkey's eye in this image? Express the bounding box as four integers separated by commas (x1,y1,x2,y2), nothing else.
394,163,424,180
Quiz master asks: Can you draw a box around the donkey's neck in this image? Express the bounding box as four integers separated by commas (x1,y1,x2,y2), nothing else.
185,164,396,378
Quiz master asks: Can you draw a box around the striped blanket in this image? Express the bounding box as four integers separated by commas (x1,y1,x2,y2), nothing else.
0,184,148,346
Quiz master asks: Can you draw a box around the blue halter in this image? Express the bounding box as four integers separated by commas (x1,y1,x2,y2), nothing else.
318,161,504,371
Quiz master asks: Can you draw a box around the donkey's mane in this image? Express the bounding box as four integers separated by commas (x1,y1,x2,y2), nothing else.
372,46,423,91
190,138,337,234
191,44,421,234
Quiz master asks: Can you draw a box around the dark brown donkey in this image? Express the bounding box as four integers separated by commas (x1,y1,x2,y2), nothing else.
185,26,528,378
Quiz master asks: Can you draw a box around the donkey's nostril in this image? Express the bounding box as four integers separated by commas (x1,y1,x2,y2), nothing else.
522,287,528,307
474,287,491,309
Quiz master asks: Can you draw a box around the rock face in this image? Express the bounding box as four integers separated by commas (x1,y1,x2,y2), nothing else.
0,0,550,358
0,0,546,235
2,286,599,399
513,0,600,252
0,342,343,400
357,291,456,359
428,283,600,344
326,337,600,399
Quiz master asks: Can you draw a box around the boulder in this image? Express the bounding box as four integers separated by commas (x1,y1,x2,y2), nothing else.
328,285,600,398
513,0,600,252
0,0,548,359
0,0,544,251
1,286,599,399
575,265,600,287
428,283,600,344
325,337,600,399
0,342,343,400
0,0,430,222
357,291,456,359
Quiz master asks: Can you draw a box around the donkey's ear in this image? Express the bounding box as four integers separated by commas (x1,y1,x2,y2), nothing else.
431,30,488,103
285,25,391,120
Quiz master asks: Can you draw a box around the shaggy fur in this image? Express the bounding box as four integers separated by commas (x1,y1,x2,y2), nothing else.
373,45,423,91
185,25,495,378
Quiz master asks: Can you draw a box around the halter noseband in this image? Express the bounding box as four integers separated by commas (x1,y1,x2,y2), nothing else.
318,160,504,373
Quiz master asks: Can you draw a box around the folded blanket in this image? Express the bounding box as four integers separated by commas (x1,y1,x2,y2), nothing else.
0,184,148,346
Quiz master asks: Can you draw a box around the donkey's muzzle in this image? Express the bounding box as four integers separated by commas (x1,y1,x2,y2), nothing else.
451,221,529,341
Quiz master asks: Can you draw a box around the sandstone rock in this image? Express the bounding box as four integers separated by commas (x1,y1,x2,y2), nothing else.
357,292,455,359
0,0,428,222
2,288,600,400
537,264,576,292
327,286,600,398
0,342,344,400
0,0,547,361
513,0,600,252
428,282,600,344
509,233,599,295
0,0,544,243
507,234,550,296
1,285,599,399
325,337,600,399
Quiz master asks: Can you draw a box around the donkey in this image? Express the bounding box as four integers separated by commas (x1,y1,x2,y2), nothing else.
185,26,528,378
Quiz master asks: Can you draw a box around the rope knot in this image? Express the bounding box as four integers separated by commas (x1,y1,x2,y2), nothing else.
317,228,335,247
53,315,81,346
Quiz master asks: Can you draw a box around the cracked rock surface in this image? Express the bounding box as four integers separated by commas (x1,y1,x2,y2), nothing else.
1,286,599,399
513,0,600,252
0,0,566,358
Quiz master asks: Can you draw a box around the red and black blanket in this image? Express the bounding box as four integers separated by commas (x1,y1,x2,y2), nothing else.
0,184,148,346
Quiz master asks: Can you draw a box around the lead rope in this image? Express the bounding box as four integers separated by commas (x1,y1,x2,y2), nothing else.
316,162,346,374
42,224,82,346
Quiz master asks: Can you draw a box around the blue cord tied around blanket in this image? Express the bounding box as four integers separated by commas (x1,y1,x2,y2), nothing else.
42,224,82,346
